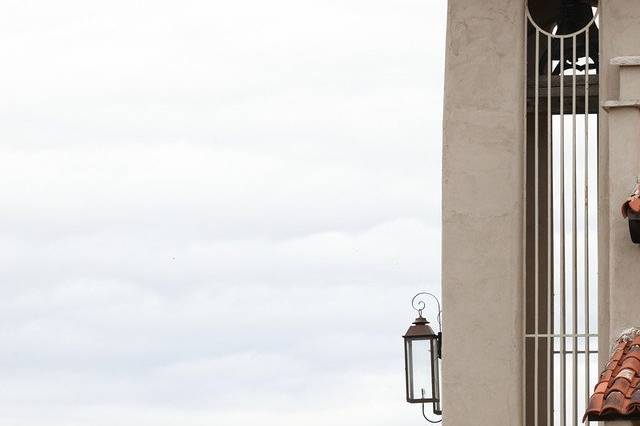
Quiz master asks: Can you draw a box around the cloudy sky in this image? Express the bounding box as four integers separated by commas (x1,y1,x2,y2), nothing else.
0,1,446,425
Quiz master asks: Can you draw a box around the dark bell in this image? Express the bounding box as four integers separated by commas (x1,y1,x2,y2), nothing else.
556,0,595,35
534,0,599,75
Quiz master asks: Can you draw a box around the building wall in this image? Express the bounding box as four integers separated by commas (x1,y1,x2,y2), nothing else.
600,2,640,426
442,1,640,425
600,0,640,348
441,1,525,425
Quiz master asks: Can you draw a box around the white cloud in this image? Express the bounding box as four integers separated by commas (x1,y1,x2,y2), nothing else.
0,0,446,424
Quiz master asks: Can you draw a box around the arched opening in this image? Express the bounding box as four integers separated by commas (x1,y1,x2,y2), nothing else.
524,1,599,425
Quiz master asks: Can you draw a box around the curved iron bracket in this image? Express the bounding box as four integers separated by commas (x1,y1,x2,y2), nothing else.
420,389,442,424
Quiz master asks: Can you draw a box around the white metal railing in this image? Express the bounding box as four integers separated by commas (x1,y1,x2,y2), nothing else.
524,2,599,425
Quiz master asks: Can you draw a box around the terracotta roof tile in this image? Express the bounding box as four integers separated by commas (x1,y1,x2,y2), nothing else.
618,368,635,381
585,337,640,421
603,390,627,413
594,381,608,394
600,369,613,382
622,357,640,372
588,392,605,411
610,378,631,395
612,349,625,363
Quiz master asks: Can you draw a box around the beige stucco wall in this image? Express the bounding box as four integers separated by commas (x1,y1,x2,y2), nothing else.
441,1,525,424
600,0,640,340
442,2,640,425
600,3,640,426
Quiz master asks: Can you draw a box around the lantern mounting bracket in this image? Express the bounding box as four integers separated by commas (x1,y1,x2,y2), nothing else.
421,390,442,423
411,292,442,336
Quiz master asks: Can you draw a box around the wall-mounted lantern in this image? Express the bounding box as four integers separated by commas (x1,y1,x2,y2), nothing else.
403,292,442,423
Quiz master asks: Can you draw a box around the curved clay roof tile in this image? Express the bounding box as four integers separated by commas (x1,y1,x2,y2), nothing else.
585,332,640,421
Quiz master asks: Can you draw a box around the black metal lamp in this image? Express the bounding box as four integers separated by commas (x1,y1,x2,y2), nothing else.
403,292,442,423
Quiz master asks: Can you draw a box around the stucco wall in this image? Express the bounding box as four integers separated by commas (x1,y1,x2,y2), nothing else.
441,1,525,425
600,2,640,426
600,0,640,342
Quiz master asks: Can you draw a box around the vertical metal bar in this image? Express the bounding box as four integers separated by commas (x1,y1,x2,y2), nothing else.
560,35,567,426
524,14,601,426
534,29,540,426
430,340,437,402
572,35,578,426
547,33,553,426
584,26,591,426
522,15,529,426
433,349,441,414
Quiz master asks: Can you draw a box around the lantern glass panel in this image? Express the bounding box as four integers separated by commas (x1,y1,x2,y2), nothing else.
406,337,433,401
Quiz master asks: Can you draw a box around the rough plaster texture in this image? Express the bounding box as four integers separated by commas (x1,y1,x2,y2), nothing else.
606,106,640,333
620,66,640,100
611,57,640,67
441,1,524,424
601,0,640,370
600,2,640,426
604,100,640,110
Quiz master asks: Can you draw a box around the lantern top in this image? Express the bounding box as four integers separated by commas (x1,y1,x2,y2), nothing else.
404,315,436,339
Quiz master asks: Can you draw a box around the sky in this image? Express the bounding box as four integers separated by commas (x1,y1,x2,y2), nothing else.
0,1,447,425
